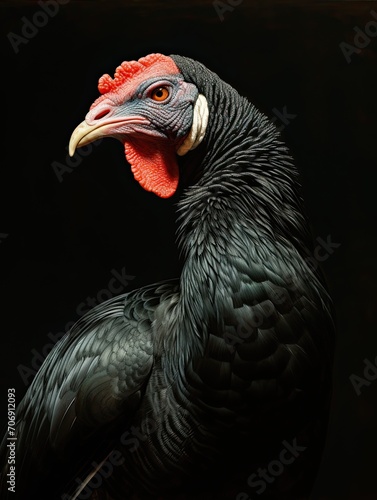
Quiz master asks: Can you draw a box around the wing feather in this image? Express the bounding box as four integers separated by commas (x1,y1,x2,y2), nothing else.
0,279,179,499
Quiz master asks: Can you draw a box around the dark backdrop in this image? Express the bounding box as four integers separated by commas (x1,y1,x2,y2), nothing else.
1,1,376,498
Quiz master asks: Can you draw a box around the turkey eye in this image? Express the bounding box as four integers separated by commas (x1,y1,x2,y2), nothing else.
150,86,170,102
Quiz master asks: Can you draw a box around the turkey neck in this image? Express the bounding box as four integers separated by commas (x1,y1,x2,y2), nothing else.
171,55,318,325
173,53,313,257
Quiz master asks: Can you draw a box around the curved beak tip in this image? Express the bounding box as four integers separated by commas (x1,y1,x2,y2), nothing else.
68,142,76,157
68,120,96,158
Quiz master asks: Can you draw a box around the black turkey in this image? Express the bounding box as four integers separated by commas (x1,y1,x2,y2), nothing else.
0,53,335,499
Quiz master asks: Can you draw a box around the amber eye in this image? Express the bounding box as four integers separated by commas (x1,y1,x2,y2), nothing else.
150,86,170,102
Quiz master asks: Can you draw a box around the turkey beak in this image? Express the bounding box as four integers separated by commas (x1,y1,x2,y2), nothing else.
69,111,151,157
69,120,104,157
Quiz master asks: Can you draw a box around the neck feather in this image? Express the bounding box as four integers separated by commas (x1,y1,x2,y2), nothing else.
167,55,330,348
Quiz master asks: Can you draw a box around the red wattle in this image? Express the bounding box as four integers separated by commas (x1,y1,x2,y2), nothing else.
125,139,179,198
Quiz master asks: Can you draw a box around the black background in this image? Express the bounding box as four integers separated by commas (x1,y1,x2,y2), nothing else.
1,1,377,498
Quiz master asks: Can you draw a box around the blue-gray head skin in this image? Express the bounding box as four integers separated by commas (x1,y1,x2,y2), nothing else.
69,53,208,198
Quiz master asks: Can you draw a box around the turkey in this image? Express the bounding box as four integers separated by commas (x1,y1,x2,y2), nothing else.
0,53,335,499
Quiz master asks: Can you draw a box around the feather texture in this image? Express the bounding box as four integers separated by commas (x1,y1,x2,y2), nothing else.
0,55,334,500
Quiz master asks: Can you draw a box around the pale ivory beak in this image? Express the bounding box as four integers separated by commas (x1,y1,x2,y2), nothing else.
69,121,108,157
